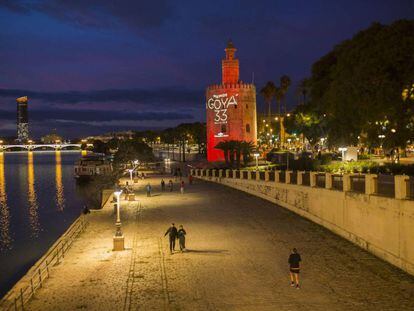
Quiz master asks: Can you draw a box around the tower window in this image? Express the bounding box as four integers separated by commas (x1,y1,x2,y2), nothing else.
221,124,227,133
246,124,250,133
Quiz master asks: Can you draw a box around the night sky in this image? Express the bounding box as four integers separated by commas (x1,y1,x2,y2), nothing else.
0,0,413,139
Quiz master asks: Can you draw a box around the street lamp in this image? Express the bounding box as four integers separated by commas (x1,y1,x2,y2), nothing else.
128,169,133,184
113,190,124,251
253,153,260,171
378,134,385,150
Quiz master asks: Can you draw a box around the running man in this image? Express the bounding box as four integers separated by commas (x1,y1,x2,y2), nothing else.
288,248,302,289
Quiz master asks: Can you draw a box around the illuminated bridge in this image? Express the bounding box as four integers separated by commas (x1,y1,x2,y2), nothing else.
0,143,84,151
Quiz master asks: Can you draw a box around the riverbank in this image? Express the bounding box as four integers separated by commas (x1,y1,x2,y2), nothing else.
12,173,414,310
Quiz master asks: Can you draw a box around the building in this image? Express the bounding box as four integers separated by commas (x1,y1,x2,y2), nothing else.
16,96,29,142
206,41,257,162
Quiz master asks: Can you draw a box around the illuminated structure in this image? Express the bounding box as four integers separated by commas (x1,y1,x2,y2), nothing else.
206,41,257,162
16,96,29,142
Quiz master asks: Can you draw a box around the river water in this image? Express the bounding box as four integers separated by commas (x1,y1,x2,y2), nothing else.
0,151,86,297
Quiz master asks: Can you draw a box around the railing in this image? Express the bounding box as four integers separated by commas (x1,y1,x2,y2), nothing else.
214,170,219,177
259,171,265,181
279,171,286,183
242,171,248,179
302,172,310,186
269,171,275,181
332,175,343,191
316,174,326,188
236,170,240,179
407,177,414,199
228,170,233,178
290,172,297,184
351,175,365,193
0,215,88,311
251,171,256,180
377,174,395,197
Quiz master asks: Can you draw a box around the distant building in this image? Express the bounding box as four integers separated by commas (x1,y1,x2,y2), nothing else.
41,133,63,144
16,96,29,142
206,41,257,162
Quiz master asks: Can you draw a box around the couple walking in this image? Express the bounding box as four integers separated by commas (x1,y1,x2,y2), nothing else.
164,223,186,253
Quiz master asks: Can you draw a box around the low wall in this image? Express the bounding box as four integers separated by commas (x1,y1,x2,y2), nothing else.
194,170,414,276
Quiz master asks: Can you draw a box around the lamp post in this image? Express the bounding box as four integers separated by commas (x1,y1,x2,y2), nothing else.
113,190,124,251
128,169,133,184
378,134,385,154
253,153,260,171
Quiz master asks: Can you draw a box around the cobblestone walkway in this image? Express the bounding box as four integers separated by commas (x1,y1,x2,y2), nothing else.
26,175,414,310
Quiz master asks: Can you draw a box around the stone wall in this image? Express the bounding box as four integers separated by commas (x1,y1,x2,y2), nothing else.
192,169,414,276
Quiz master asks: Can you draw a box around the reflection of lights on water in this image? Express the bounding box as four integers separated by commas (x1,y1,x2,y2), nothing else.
27,152,40,238
55,151,65,211
0,152,12,250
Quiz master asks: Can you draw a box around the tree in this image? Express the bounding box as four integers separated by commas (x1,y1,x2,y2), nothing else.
280,75,291,113
260,81,276,120
113,140,154,166
241,141,255,166
302,20,414,148
215,141,230,165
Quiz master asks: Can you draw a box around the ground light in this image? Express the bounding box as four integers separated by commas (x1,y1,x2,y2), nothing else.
254,153,260,171
113,190,124,251
338,147,348,162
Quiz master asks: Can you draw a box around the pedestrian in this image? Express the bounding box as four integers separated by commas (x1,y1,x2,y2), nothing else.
288,248,302,289
177,225,186,251
168,180,173,192
146,183,152,197
180,180,185,194
164,223,178,253
161,179,165,191
82,205,90,214
189,174,193,185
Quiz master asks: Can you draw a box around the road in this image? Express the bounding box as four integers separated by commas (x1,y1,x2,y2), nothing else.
27,174,414,310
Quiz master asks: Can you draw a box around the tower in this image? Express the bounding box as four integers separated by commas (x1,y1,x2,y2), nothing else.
206,41,257,162
16,96,29,142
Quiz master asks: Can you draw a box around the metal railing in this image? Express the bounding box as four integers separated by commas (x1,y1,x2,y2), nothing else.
228,170,233,178
302,172,310,186
214,170,219,177
351,175,365,193
0,215,88,311
269,172,275,182
236,170,240,178
242,171,248,179
377,174,395,197
316,174,326,188
279,171,286,183
407,177,414,199
290,172,297,184
259,171,265,181
332,175,343,191
251,171,256,180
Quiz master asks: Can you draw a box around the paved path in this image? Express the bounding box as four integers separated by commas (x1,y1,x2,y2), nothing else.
27,175,414,310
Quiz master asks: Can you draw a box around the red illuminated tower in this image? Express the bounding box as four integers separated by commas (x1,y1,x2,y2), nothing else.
206,41,257,162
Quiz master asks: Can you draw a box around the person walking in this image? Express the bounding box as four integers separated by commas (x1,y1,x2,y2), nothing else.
161,179,165,192
146,183,152,197
180,180,185,194
288,248,302,289
168,180,173,192
177,225,186,252
164,223,178,253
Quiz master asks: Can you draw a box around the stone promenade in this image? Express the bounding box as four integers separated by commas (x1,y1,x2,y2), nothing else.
26,174,414,310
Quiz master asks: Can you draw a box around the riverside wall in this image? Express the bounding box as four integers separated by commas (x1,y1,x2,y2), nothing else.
193,169,414,276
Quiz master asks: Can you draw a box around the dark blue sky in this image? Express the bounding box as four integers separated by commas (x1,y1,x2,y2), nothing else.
0,0,413,138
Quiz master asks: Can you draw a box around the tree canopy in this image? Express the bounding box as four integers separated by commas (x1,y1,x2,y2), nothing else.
297,20,414,148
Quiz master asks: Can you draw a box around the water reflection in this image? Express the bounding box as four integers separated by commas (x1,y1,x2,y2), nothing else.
27,152,40,237
55,151,65,211
0,152,11,250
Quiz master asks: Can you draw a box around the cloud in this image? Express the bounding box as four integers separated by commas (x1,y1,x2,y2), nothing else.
0,0,173,30
0,88,202,107
0,108,193,122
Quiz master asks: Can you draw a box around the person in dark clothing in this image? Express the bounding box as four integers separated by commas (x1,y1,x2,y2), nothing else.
146,183,152,197
288,248,302,289
161,179,165,191
82,205,90,214
177,225,186,251
164,223,178,253
168,180,173,192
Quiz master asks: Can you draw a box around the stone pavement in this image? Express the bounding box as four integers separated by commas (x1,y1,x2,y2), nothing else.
26,174,414,310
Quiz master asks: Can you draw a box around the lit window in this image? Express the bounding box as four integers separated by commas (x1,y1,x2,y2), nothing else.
246,124,250,133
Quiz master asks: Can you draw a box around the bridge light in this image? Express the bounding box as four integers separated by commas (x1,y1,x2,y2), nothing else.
0,140,3,144
28,140,33,144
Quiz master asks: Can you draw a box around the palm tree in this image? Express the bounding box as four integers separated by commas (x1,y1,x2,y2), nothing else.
280,75,291,113
233,141,243,168
241,141,255,166
215,141,230,165
260,81,276,120
227,140,238,167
